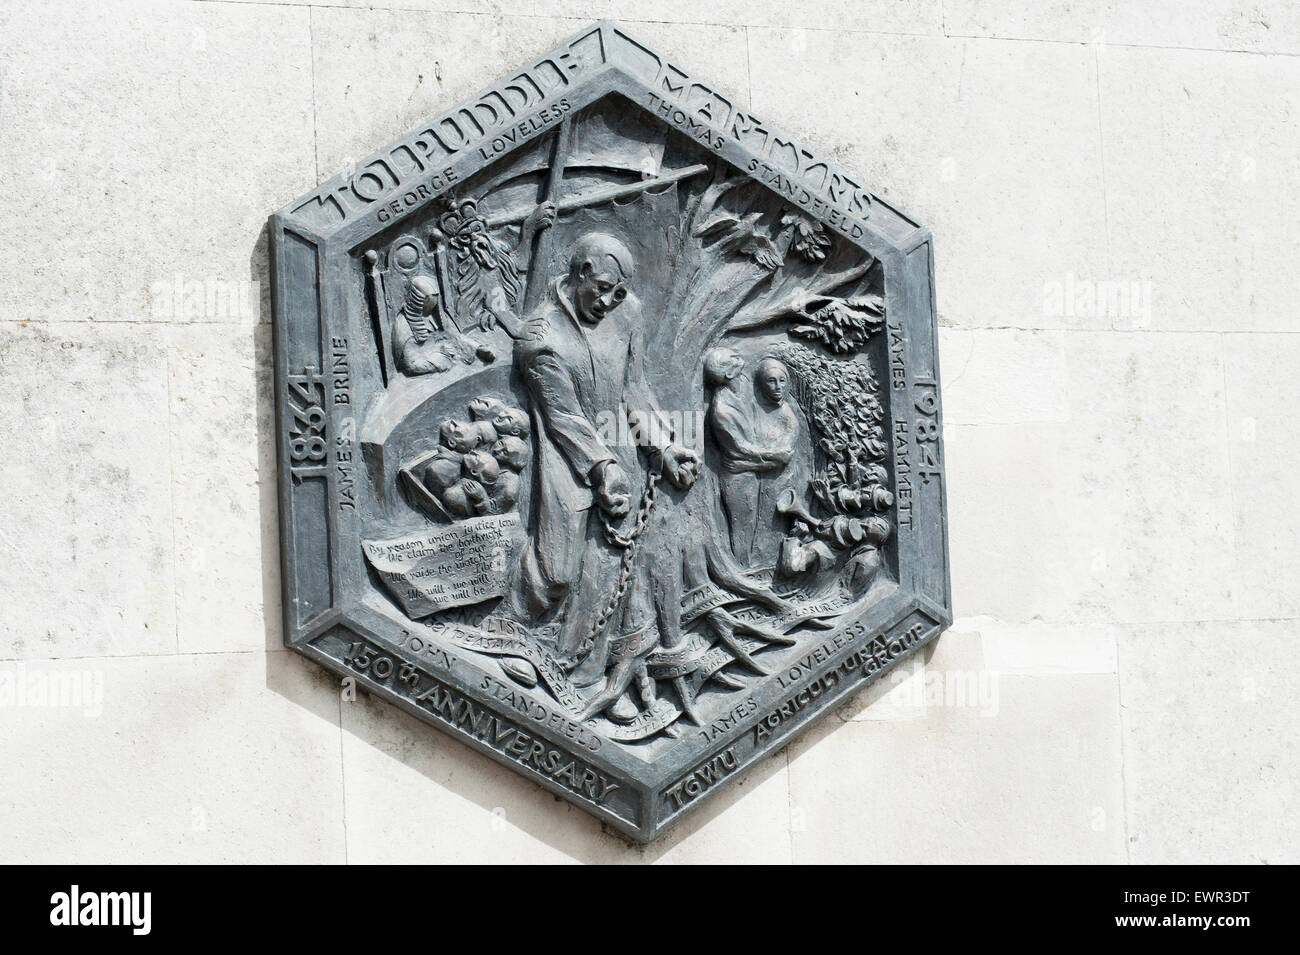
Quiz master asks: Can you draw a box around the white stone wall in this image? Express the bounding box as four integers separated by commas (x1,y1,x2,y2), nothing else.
1,0,1294,864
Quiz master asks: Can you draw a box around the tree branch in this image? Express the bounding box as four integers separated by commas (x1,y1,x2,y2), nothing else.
726,260,873,332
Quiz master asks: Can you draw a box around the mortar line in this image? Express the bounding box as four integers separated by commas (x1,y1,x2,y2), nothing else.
1093,42,1114,331
164,332,182,655
308,4,320,184
786,745,795,864
941,29,1300,58
194,0,1300,59
1114,634,1133,864
1218,331,1241,598
5,617,1298,665
744,25,754,107
194,1,943,42
12,317,1300,335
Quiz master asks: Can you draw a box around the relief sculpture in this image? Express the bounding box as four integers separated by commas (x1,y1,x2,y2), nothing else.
272,21,949,840
357,94,896,741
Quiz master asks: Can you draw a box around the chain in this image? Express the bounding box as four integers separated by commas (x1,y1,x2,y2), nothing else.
558,469,660,670
600,469,659,549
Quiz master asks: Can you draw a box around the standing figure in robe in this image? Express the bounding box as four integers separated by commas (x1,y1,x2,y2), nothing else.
507,232,700,719
706,350,801,567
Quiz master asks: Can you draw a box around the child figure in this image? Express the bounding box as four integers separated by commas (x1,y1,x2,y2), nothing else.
422,417,477,495
465,395,507,446
489,434,529,512
491,406,531,439
442,449,501,517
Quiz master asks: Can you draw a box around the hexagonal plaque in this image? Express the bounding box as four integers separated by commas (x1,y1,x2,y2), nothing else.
270,20,950,841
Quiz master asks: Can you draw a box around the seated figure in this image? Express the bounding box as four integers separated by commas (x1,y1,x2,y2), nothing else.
394,275,476,376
